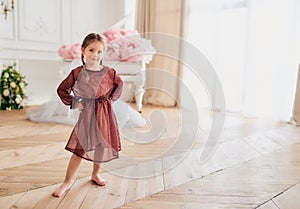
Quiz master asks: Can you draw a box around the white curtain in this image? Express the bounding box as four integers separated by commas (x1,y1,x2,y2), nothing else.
186,0,300,121
244,0,298,121
134,0,187,107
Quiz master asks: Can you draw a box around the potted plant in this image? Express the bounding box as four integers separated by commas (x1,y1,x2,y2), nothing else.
0,63,28,110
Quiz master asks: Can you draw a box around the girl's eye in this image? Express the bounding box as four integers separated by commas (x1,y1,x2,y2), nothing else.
89,49,94,52
98,51,102,54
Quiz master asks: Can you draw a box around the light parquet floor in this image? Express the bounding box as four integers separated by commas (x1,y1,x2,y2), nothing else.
0,105,300,208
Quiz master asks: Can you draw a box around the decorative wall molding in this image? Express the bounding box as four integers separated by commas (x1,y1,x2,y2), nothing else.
19,0,61,43
24,16,49,36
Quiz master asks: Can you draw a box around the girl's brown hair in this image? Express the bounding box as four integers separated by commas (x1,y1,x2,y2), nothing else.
81,33,105,65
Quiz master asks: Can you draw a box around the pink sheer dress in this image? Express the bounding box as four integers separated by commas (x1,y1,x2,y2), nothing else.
57,65,123,163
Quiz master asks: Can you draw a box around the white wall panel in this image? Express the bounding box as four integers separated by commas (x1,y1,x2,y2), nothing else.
19,59,61,104
0,10,15,39
18,0,61,43
71,0,124,42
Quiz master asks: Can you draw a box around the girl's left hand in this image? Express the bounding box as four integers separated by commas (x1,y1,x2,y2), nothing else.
77,102,84,111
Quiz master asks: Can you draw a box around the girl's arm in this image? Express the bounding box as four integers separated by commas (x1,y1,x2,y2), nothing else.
57,69,78,109
110,69,123,101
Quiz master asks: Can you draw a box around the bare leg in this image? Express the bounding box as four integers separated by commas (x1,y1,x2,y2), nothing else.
52,154,82,197
91,144,106,186
91,163,106,186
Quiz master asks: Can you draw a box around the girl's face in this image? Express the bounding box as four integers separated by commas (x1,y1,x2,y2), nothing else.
82,41,104,67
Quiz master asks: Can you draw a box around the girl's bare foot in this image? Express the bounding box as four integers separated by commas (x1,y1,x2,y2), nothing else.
52,181,72,197
91,175,106,186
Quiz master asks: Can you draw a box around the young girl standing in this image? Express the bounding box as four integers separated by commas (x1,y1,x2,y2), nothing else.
52,33,123,197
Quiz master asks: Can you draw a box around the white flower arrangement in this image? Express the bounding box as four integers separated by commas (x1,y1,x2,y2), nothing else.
0,63,28,110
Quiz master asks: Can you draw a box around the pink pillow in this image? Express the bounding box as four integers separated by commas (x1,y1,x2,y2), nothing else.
70,43,81,60
58,43,81,60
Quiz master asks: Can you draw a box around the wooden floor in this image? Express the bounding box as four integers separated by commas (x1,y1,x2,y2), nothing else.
1,105,300,208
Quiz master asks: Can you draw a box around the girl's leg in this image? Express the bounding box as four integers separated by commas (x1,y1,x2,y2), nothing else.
91,163,106,186
91,144,105,186
52,154,82,197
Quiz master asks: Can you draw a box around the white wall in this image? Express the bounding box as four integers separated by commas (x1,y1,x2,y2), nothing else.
0,0,125,105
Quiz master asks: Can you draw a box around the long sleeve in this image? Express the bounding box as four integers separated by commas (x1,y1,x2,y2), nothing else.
110,69,123,101
57,69,77,109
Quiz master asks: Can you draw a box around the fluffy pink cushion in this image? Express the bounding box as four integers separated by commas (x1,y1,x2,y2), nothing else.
58,43,81,60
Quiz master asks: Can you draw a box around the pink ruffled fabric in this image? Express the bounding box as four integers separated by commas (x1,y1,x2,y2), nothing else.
103,26,156,63
58,43,81,60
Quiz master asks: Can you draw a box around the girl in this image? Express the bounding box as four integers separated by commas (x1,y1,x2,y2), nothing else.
52,33,123,197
